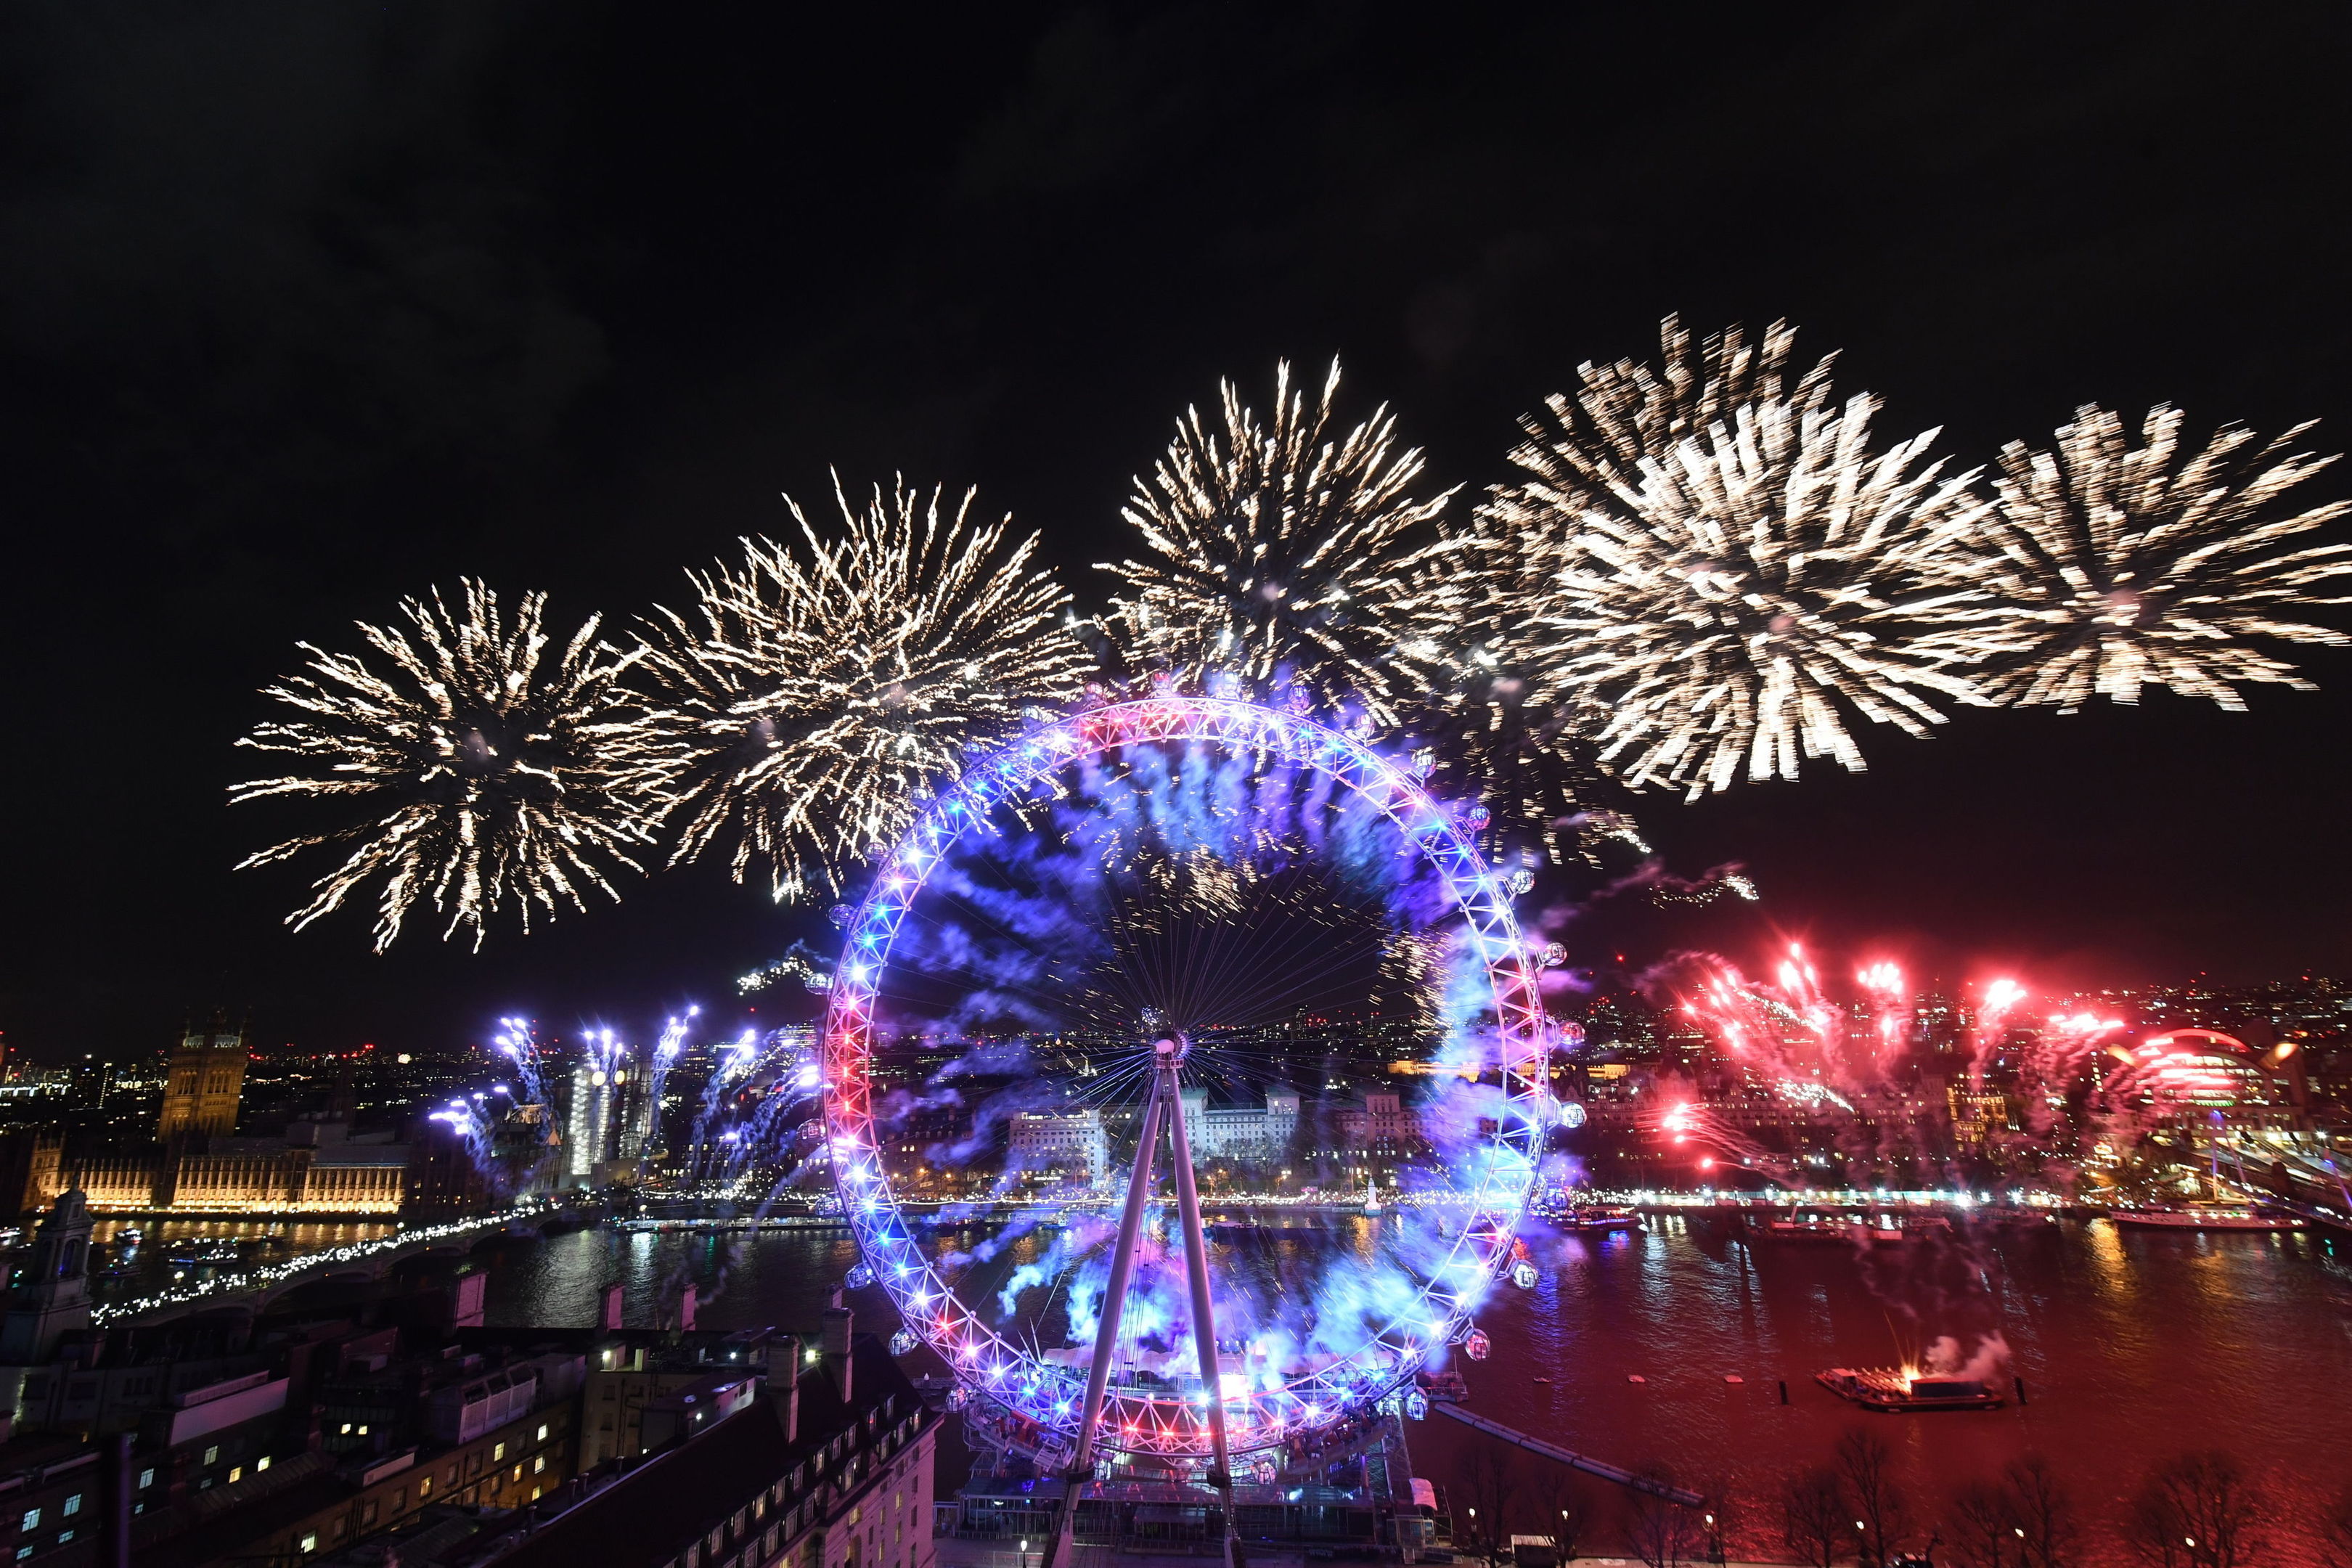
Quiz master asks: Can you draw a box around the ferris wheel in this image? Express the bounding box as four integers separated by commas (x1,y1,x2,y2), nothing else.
821,694,1548,1471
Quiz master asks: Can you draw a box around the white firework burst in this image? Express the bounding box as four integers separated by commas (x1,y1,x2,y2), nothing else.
1389,511,1609,863
1493,316,1990,799
232,581,661,951
1924,404,2352,710
637,478,1090,901
1098,359,1461,722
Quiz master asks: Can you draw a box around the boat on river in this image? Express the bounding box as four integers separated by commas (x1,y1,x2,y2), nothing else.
1747,1212,1952,1246
2110,1204,2300,1231
1558,1205,1639,1233
1816,1366,2004,1413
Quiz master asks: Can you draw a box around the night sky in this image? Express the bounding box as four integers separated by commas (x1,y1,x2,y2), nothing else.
5,5,2351,1062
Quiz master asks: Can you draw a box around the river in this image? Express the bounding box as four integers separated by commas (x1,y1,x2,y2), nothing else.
465,1214,2352,1564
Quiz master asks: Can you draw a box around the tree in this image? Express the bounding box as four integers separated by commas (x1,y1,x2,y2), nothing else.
2123,1452,2265,1568
1456,1440,1521,1564
1945,1455,2078,1568
2004,1453,2079,1568
1945,1479,2019,1568
1781,1466,1853,1568
1620,1466,1703,1568
1838,1426,1911,1567
1693,1474,1736,1566
1530,1462,1597,1561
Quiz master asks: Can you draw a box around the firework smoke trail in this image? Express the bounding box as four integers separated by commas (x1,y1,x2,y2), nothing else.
642,1007,699,1165
1098,359,1461,725
1855,960,1911,1061
1916,404,2352,710
738,941,833,997
634,478,1090,905
427,1096,503,1195
1490,316,1991,799
690,1029,760,1182
232,580,665,951
492,1017,549,1109
1651,1095,1789,1183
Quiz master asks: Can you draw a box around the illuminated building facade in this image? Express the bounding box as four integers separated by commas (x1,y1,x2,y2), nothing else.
1177,1087,1301,1162
157,1016,250,1140
1008,1109,1108,1183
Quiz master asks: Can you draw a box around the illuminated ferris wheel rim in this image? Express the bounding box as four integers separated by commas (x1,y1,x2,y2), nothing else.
820,693,1548,1459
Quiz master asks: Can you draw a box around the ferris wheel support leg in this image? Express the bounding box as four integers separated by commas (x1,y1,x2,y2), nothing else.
1161,1060,1237,1567
1067,1074,1167,1479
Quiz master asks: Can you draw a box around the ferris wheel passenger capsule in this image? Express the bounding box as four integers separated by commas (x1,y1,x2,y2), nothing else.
1405,1389,1430,1421
1505,868,1535,897
1511,1259,1540,1290
1463,1330,1491,1361
890,1328,917,1357
845,1262,875,1290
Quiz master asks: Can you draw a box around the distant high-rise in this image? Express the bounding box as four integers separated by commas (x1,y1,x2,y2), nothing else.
563,1058,626,1184
157,1014,248,1140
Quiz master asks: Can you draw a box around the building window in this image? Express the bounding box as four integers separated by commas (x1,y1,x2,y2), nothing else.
203,1446,219,1466
493,1443,505,1463
340,1424,351,1435
533,1456,545,1474
53,1533,70,1546
300,1535,318,1553
21,1510,39,1532
136,1470,154,1490
61,1497,81,1519
258,1457,271,1473
15,1546,31,1561
537,1424,549,1441
228,1467,243,1485
356,1425,368,1436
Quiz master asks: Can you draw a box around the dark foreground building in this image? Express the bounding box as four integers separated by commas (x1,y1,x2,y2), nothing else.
485,1314,934,1568
0,1194,937,1568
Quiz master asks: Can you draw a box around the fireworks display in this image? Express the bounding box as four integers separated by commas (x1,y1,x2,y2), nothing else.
228,319,2351,952
1918,404,2352,710
1098,360,1459,726
232,581,664,951
634,479,1091,902
1489,317,1990,799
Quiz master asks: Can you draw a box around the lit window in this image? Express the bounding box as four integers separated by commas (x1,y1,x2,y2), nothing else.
257,1457,271,1473
300,1534,317,1553
228,1467,243,1485
356,1425,368,1437
53,1533,70,1546
61,1497,81,1518
533,1456,545,1474
20,1510,38,1532
536,1424,549,1441
493,1443,505,1462
339,1424,351,1435
136,1470,154,1490
12,1547,28,1561
203,1446,219,1466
